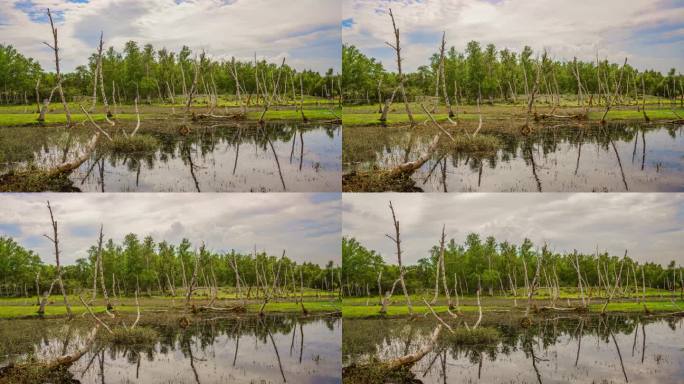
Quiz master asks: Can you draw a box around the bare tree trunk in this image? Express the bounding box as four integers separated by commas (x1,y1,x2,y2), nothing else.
230,57,246,114
387,201,413,315
386,8,414,126
438,225,452,308
44,201,72,318
96,225,112,311
438,32,454,118
43,9,71,127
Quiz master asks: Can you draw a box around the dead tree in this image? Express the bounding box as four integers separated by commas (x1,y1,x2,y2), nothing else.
230,57,246,114
43,201,72,318
601,58,628,124
43,8,71,127
572,251,586,308
258,57,286,123
185,59,200,114
524,254,542,318
385,8,414,126
438,32,454,118
386,201,413,315
185,249,200,308
96,224,112,311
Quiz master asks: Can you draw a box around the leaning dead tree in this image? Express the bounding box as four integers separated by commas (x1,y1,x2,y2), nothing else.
43,201,72,318
385,8,414,126
43,8,71,127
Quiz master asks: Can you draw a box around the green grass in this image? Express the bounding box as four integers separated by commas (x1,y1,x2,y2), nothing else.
246,301,341,313
0,304,136,318
587,109,683,120
246,108,340,121
0,113,137,126
342,304,483,319
0,292,340,319
589,300,683,312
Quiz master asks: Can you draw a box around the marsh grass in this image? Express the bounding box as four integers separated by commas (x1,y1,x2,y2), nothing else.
108,134,159,153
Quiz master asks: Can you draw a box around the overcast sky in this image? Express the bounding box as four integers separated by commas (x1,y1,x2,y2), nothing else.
0,193,341,266
343,0,684,73
343,194,684,266
0,0,341,73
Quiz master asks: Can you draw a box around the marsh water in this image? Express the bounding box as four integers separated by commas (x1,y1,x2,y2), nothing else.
343,314,684,384
1,314,341,384
343,122,684,192
0,120,341,192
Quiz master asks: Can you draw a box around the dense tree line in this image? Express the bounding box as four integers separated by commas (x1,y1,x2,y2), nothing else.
342,43,683,105
0,235,339,297
341,235,683,297
0,42,338,105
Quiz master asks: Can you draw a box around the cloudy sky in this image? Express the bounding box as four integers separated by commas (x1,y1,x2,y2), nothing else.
0,193,341,266
0,0,340,73
343,194,684,266
343,0,684,73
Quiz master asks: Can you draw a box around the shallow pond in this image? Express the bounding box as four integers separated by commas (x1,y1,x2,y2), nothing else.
343,314,684,383
343,122,684,192
0,120,341,192
1,314,341,384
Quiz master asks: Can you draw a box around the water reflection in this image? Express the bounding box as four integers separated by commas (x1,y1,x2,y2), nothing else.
343,315,684,384
1,315,341,384
0,121,341,192
343,123,684,192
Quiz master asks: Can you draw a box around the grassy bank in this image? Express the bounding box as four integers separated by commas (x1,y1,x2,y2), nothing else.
0,293,341,319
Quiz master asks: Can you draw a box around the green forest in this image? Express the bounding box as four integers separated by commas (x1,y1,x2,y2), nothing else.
0,235,340,298
0,42,338,106
341,235,683,297
342,42,683,105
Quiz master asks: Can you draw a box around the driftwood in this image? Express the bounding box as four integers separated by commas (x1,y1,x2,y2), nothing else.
388,133,441,177
386,324,442,370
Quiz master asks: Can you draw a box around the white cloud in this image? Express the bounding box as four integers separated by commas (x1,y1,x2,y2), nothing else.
343,0,684,73
0,193,341,266
0,0,341,72
343,193,684,266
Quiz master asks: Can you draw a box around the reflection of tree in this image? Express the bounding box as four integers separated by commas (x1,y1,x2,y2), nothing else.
344,314,678,379
346,122,680,180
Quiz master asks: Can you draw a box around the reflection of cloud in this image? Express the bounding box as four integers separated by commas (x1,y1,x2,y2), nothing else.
343,0,684,73
0,193,341,266
1,0,340,72
343,193,684,266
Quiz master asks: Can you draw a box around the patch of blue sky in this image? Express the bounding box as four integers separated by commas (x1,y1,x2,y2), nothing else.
23,234,45,248
342,18,354,28
15,0,65,23
631,22,684,46
309,193,341,205
68,225,97,238
406,29,440,45
0,223,22,237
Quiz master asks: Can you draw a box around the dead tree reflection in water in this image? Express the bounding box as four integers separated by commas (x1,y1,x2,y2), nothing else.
575,317,584,366
523,332,546,384
602,317,629,382
632,317,639,357
575,130,583,175
261,318,287,383
181,144,201,192
232,321,241,367
298,131,304,172
299,322,304,364
641,131,646,171
641,322,646,364
524,144,542,192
